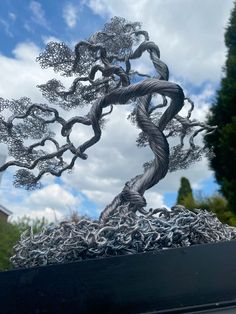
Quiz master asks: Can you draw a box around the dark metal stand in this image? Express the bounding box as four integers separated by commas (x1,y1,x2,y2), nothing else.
1,241,236,313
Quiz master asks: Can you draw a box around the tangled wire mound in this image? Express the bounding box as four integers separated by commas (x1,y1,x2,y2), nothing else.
11,206,236,268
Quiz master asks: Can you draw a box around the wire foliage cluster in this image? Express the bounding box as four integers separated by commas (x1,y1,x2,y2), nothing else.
11,206,236,268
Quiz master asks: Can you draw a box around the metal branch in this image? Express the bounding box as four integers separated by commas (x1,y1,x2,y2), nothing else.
8,104,66,127
175,114,217,129
34,154,79,181
58,77,112,99
28,137,60,152
189,127,205,148
148,96,168,114
185,97,195,119
0,144,71,172
130,70,151,78
101,105,113,118
131,30,150,41
89,64,130,87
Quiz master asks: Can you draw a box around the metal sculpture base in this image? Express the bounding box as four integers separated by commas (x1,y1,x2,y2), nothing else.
11,206,236,268
2,240,236,313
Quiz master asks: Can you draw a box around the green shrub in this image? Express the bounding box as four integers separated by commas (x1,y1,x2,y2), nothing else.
0,220,21,271
181,192,236,227
0,216,49,271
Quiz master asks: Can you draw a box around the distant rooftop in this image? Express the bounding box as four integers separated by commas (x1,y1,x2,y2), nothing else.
0,204,12,216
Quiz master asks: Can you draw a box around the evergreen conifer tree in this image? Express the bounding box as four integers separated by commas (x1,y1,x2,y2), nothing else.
205,2,236,213
176,177,195,207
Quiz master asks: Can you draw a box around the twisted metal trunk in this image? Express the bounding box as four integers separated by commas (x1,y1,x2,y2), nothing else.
98,38,184,222
99,80,184,222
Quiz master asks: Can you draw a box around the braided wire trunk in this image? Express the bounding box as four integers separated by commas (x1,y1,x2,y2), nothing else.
95,34,185,221
99,80,185,222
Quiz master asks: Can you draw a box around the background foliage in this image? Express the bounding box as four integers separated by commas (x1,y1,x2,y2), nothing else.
205,2,236,213
176,177,236,227
0,217,48,271
176,177,194,207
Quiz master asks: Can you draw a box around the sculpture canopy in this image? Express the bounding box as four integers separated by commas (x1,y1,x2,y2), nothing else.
0,17,216,221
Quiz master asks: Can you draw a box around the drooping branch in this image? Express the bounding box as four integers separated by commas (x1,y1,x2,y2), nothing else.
135,94,217,172
7,104,66,127
0,144,70,172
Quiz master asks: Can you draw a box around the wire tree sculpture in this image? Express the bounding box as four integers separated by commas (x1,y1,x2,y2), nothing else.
0,17,216,222
2,17,236,268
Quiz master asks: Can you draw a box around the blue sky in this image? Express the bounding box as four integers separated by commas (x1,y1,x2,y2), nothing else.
0,0,104,55
0,0,234,222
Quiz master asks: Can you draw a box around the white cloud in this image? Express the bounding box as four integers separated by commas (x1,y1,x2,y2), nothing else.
63,3,78,28
86,0,234,85
24,22,34,33
29,1,49,29
145,191,166,209
18,207,64,223
82,189,115,205
0,41,65,101
42,35,61,45
12,41,40,61
0,18,13,37
0,172,80,222
9,12,16,21
26,184,80,210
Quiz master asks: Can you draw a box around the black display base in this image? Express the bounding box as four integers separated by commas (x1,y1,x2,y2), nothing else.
1,241,236,314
